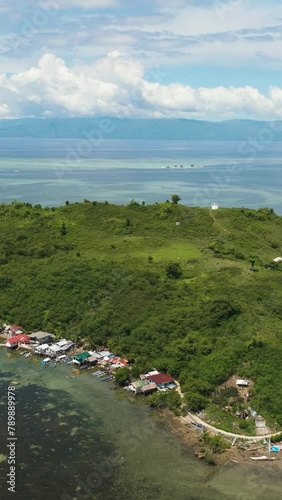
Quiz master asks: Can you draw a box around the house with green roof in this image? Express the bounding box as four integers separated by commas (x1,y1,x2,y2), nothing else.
73,352,91,365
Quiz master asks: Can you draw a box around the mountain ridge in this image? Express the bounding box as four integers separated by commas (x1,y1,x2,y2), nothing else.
0,117,281,140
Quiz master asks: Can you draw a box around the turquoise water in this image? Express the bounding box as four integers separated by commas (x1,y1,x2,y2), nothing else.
1,349,282,499
0,139,281,213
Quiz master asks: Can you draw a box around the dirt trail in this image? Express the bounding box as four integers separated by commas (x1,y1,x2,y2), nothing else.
209,209,231,234
183,412,281,441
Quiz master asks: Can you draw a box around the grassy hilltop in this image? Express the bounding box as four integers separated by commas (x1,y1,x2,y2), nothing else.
1,200,282,425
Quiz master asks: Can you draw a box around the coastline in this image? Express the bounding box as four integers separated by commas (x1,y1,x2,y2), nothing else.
2,342,282,486
2,330,282,471
162,409,282,470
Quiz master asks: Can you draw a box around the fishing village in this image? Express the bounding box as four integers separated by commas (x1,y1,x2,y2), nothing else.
1,322,282,467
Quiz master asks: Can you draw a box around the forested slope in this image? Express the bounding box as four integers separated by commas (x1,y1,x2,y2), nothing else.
1,200,282,423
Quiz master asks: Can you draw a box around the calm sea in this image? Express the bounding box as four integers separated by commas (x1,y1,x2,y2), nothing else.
1,349,282,500
0,139,281,213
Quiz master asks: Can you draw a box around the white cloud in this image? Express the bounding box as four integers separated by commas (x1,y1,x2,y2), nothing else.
52,0,117,8
0,103,12,118
0,51,282,119
1,0,282,77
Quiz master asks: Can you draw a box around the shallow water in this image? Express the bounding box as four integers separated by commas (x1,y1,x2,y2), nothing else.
1,349,282,499
0,139,281,213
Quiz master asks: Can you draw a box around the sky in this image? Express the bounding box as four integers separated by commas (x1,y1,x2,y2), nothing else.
0,0,282,120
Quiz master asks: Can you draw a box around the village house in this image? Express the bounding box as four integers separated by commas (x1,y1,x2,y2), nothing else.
2,324,23,337
34,343,50,355
58,341,74,353
129,379,158,396
140,382,158,395
72,351,91,365
146,373,176,390
107,356,128,369
86,354,99,366
46,339,75,356
6,334,30,349
48,344,62,356
29,331,55,345
131,380,149,392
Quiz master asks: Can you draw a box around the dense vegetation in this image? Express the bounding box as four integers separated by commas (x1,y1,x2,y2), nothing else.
1,200,282,425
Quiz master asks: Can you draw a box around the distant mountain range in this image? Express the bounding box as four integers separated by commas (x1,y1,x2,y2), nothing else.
0,117,282,140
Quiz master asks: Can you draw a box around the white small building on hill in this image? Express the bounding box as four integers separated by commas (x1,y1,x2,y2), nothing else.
211,203,219,210
236,379,249,387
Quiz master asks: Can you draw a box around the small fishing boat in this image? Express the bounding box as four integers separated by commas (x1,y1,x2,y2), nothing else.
92,370,105,377
100,376,114,382
41,357,51,365
250,456,276,461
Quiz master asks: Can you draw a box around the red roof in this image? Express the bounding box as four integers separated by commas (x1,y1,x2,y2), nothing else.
147,373,175,385
7,334,30,345
108,356,119,364
108,356,128,365
118,358,128,365
10,325,22,332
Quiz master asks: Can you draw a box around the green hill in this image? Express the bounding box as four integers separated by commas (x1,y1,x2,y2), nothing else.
1,200,282,425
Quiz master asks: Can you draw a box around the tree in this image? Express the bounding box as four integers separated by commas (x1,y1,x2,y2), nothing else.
60,223,67,236
65,200,69,206
149,390,182,412
131,364,143,379
148,256,153,264
171,194,181,205
128,199,140,206
166,262,182,279
114,367,131,385
184,392,208,412
249,258,256,271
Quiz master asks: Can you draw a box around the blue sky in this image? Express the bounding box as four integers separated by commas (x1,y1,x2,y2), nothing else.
0,0,282,119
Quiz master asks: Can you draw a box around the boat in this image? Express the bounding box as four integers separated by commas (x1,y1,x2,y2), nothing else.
100,375,114,382
92,370,106,377
250,456,276,461
41,357,51,365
